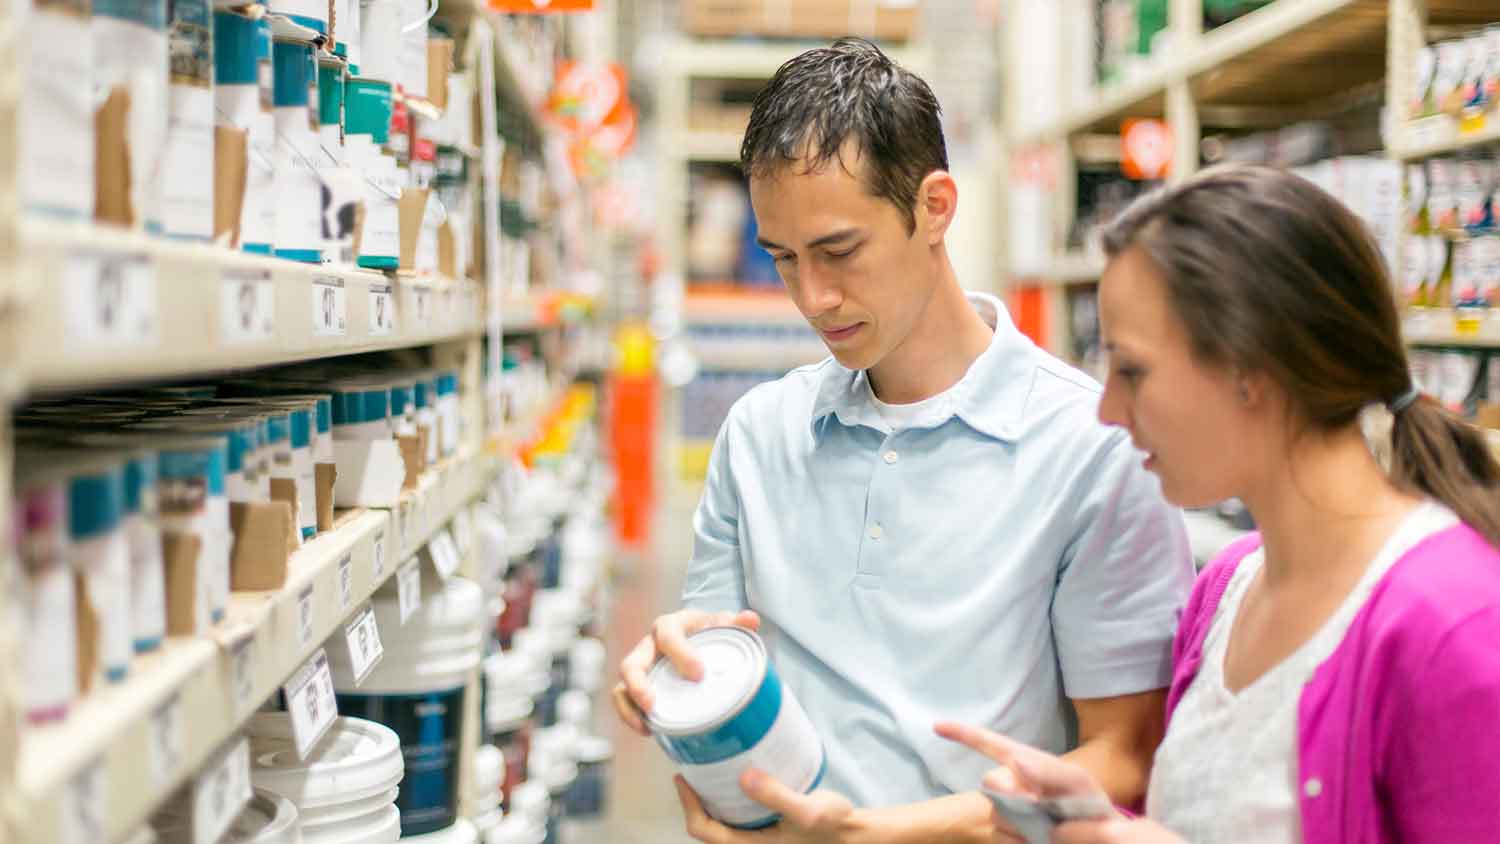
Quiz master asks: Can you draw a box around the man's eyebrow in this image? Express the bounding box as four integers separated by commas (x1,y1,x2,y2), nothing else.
756,228,862,251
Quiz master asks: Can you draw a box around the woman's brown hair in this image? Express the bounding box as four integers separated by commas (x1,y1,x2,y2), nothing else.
1101,164,1500,544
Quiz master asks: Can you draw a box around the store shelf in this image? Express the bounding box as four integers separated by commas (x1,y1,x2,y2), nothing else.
1014,0,1497,143
1390,112,1500,162
1403,308,1500,348
13,452,493,844
691,342,828,373
661,37,931,79
12,220,483,392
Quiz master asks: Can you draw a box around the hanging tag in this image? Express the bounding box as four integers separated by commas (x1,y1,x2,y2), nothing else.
343,604,385,686
62,759,107,844
297,586,315,647
149,693,185,789
338,553,353,611
369,281,395,336
65,250,158,348
190,738,253,844
398,558,421,624
283,648,338,759
427,527,461,579
311,275,348,336
221,269,275,344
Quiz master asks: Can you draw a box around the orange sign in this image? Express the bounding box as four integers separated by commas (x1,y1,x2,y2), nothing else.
547,62,628,134
1121,118,1172,180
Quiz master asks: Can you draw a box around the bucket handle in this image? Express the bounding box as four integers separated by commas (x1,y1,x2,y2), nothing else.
402,0,439,33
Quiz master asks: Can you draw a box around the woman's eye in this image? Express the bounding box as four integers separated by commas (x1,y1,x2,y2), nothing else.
1116,367,1144,383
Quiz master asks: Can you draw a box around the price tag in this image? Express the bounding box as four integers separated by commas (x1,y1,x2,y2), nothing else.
373,531,387,580
414,287,431,327
64,250,158,348
63,760,107,844
312,275,347,336
443,286,456,323
190,738,252,844
398,558,422,624
343,604,385,686
149,693,184,788
428,527,462,579
369,282,395,336
283,649,338,759
297,586,315,647
338,554,353,611
231,635,256,714
1407,114,1457,152
221,269,275,344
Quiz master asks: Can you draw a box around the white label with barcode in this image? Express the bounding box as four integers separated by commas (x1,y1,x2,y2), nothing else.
190,738,253,844
150,693,184,788
344,604,385,687
369,282,395,335
312,276,347,336
428,528,462,579
338,554,353,610
63,760,106,844
221,269,275,343
64,251,158,348
298,586,315,647
231,635,256,714
414,287,431,327
373,531,386,579
284,649,338,759
398,558,421,624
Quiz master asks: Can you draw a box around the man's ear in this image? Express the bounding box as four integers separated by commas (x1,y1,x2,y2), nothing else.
916,170,957,244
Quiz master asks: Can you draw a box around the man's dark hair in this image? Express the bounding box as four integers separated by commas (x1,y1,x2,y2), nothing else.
740,37,947,234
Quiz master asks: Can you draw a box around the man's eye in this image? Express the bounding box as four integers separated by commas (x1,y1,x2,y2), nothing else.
826,247,857,260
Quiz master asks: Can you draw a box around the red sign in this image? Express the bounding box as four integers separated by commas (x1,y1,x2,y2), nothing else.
1121,119,1172,180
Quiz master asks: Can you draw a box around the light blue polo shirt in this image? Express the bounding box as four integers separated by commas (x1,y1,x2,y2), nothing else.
681,292,1194,808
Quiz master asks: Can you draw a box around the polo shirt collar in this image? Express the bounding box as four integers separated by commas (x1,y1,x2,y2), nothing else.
810,292,1035,442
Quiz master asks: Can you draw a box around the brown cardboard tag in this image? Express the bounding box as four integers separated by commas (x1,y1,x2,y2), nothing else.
95,85,134,226
74,571,100,693
398,187,431,271
163,532,205,637
269,478,301,554
398,435,423,490
229,500,295,591
438,222,457,279
215,125,249,247
315,463,338,532
427,39,455,111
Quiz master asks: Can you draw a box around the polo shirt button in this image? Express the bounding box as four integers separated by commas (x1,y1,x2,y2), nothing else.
1304,778,1323,798
869,523,884,540
883,450,899,464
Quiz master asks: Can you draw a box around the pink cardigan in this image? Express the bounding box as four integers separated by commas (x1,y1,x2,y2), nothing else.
1165,523,1500,842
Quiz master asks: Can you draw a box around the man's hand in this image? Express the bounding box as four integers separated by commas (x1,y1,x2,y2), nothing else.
674,769,856,844
611,608,762,736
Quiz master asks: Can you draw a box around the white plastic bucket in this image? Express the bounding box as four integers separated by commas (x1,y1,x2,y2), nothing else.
330,574,483,837
226,789,304,843
473,745,504,816
402,818,478,843
248,713,404,844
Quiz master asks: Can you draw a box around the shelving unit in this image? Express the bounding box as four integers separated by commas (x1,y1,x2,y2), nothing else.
0,4,597,840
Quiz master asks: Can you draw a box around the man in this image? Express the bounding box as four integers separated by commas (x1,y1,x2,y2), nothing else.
613,38,1194,843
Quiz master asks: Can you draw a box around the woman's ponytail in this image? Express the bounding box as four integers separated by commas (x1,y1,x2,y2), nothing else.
1390,396,1500,546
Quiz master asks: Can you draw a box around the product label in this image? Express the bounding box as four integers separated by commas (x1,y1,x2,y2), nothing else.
62,760,107,844
19,9,95,218
1455,237,1482,304
361,166,402,260
245,111,277,246
674,690,824,828
336,685,467,836
398,558,422,624
343,603,385,686
414,286,431,327
293,447,316,534
150,692,185,789
370,282,395,335
79,532,134,679
427,527,462,580
127,512,167,649
373,531,387,579
190,737,253,844
163,84,215,239
275,122,324,255
338,554,353,610
22,487,77,716
284,648,338,759
221,269,275,344
64,251,158,349
231,634,256,714
312,275,348,336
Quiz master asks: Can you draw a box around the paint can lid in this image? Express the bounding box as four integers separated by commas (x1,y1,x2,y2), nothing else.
645,626,766,736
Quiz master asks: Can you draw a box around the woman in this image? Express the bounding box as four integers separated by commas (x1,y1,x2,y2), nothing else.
939,165,1500,843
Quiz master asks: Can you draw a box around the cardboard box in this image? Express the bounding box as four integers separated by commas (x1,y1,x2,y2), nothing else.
428,39,455,111
680,0,918,41
399,187,431,271
74,572,101,693
229,500,297,591
95,86,135,226
316,463,338,532
163,532,206,637
214,125,249,248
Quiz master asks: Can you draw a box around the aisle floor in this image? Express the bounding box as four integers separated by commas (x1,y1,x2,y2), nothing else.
596,478,703,843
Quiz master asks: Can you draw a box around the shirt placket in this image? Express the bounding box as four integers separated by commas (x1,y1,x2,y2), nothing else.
854,429,904,588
